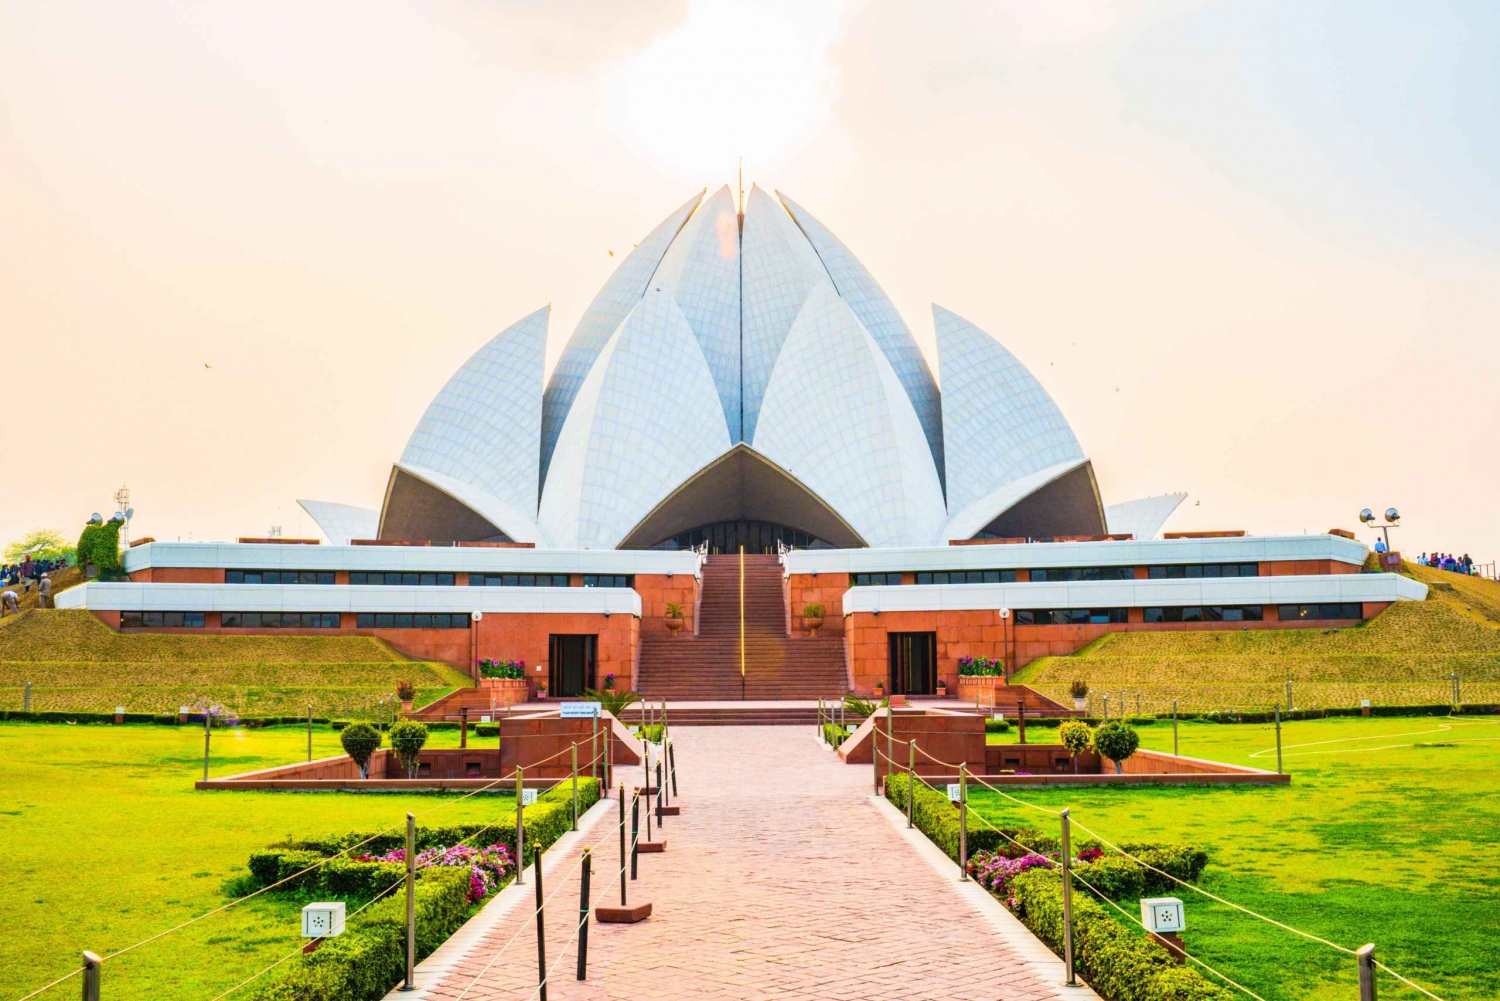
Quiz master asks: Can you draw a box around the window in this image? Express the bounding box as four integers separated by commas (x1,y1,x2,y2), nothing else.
1014,608,1127,625
356,612,468,629
1147,563,1259,580
1145,606,1264,623
1278,603,1362,621
471,573,571,587
221,612,340,628
225,570,336,585
914,570,1017,585
583,575,632,588
1028,567,1134,582
850,572,903,587
121,611,206,628
349,572,455,586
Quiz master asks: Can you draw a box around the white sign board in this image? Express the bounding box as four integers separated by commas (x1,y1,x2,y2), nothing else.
1360,699,1371,708
946,784,962,802
560,701,602,719
302,901,346,938
1139,897,1185,933
521,788,539,806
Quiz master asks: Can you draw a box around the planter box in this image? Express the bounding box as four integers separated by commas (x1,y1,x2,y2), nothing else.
478,677,530,706
957,676,1009,705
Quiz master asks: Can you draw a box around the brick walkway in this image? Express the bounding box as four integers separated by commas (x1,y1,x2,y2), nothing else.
418,726,1076,1000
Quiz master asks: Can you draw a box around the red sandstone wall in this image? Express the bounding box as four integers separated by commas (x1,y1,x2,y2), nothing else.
127,567,221,584
787,572,849,637
635,573,699,638
475,612,637,692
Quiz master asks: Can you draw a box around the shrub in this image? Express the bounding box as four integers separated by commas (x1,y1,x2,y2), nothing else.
387,720,428,778
477,658,525,680
394,679,415,701
92,519,123,580
958,656,1003,677
582,687,640,717
1119,842,1209,895
1093,721,1140,774
984,717,1011,733
802,602,825,618
1073,854,1145,901
340,722,382,778
75,523,101,574
1058,720,1093,761
664,602,685,618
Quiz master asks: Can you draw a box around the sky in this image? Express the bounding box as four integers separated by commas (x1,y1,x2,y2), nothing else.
2,0,1497,564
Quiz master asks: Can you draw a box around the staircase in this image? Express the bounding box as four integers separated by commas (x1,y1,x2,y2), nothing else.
637,554,848,700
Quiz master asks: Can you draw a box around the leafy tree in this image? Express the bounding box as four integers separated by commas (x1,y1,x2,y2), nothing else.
1092,721,1140,775
1058,720,1094,774
340,722,383,779
4,529,73,564
76,524,102,574
388,721,429,778
92,520,124,580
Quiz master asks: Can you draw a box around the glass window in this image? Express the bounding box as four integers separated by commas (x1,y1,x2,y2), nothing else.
414,613,431,628
395,613,412,628
162,611,184,628
184,612,205,627
226,570,244,584
357,613,373,628
1144,607,1164,623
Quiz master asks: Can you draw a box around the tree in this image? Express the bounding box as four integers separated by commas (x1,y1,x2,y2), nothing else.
6,529,73,564
340,722,383,779
1092,721,1141,775
388,721,429,779
1058,720,1094,774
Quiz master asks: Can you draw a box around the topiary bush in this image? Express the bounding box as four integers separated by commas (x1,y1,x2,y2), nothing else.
340,722,382,779
388,720,428,778
1093,721,1140,774
984,717,1011,733
92,519,124,580
1058,720,1094,769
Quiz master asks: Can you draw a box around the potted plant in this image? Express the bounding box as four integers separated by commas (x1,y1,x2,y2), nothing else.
395,679,416,714
803,602,826,635
873,678,886,699
1070,679,1089,712
477,658,529,705
603,672,616,691
664,602,685,635
936,678,948,697
535,665,549,699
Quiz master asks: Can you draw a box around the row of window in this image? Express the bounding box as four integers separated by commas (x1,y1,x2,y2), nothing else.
1145,605,1263,622
1147,563,1260,579
1015,608,1129,625
223,612,341,628
226,570,335,585
355,613,470,629
1028,567,1134,582
471,573,570,588
122,611,205,628
1280,603,1364,621
350,572,457,587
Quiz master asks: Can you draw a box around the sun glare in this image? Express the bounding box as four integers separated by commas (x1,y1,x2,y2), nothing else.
603,0,845,179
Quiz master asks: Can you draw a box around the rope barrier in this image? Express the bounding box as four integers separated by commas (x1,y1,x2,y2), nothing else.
525,829,640,1000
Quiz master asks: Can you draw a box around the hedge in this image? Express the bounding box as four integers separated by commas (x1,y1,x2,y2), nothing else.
1011,868,1233,1001
984,717,1012,733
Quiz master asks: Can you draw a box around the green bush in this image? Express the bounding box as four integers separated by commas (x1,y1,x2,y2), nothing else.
1093,721,1141,774
1074,854,1145,901
984,717,1011,733
1059,719,1093,758
75,523,101,574
92,520,124,580
340,722,382,778
1119,842,1209,895
387,720,428,778
1010,868,1233,1001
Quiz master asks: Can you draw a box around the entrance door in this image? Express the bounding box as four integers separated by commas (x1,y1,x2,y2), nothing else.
888,632,937,696
548,635,596,698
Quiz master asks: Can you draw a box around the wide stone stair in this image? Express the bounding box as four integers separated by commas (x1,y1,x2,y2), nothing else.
637,554,848,700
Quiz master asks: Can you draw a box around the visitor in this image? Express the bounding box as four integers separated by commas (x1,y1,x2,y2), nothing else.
1374,538,1388,554
1,590,17,617
37,573,51,609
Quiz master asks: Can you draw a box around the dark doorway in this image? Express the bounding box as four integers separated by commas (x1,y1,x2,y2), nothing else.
888,632,937,696
548,634,596,698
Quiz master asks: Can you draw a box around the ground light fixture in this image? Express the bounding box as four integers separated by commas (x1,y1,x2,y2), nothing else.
302,901,346,940
1359,507,1400,552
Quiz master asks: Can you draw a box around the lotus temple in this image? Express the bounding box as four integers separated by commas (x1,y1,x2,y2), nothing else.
59,185,1424,702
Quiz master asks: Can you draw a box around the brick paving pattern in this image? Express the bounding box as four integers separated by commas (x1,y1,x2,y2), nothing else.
425,726,1069,1000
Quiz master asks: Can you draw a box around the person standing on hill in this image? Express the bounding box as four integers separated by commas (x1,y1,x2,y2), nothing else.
37,573,52,609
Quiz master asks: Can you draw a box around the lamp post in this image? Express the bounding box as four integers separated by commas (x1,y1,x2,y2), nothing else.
1359,507,1400,560
999,607,1012,681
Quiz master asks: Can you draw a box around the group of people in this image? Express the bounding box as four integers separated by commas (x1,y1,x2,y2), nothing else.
1,555,68,616
1417,552,1476,574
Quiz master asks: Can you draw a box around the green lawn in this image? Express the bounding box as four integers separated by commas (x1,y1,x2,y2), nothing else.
968,715,1500,1001
0,722,515,1000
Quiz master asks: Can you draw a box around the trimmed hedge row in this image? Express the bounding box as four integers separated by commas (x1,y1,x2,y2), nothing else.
1011,868,1233,1001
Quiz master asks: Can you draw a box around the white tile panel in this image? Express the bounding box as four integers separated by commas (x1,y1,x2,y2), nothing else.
840,573,1427,614
399,305,549,519
753,280,946,548
296,500,379,546
537,288,733,550
1105,494,1189,541
781,533,1372,576
648,186,742,439
121,541,700,577
933,305,1086,517
777,191,945,486
540,191,703,483
56,582,642,616
393,462,543,545
940,459,1090,544
739,185,827,441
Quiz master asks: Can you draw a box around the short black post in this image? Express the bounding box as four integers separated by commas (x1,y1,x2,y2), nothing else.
656,762,664,827
645,768,653,842
534,850,547,1001
669,742,679,797
617,783,627,903
661,754,670,808
630,792,640,879
1016,701,1026,744
577,847,592,981
460,706,468,748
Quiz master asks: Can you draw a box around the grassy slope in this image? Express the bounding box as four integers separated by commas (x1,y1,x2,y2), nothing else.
1016,570,1500,711
0,610,472,716
0,722,508,1000
967,715,1500,1001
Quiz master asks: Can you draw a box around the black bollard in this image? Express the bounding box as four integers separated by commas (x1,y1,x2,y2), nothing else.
534,850,547,1001
669,743,679,797
631,793,639,880
577,848,592,981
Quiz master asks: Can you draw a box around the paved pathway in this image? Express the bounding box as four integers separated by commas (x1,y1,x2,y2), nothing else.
420,726,1077,1000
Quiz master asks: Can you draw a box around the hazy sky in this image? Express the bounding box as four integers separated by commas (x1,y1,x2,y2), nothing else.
3,1,1497,562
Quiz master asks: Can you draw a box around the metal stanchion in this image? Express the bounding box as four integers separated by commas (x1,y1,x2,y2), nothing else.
1357,943,1377,1001
534,850,548,1001
1017,701,1026,744
577,847,592,981
598,785,651,922
669,742,679,797
885,712,894,794
958,762,968,879
401,813,416,991
515,765,525,885
906,740,915,828
306,703,313,762
202,711,212,781
590,711,598,781
1275,704,1283,774
619,785,628,896
1172,700,1178,756
1286,678,1294,711
645,763,653,843
571,743,579,832
655,761,664,827
1060,809,1076,986
631,792,639,880
82,951,102,1001
460,706,468,748
23,681,31,714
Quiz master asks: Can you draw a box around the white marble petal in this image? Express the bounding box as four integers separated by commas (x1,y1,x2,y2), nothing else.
1105,494,1189,541
394,462,543,544
933,304,1086,516
753,280,947,548
400,305,549,519
540,191,703,483
295,500,379,546
939,458,1092,543
537,289,732,550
